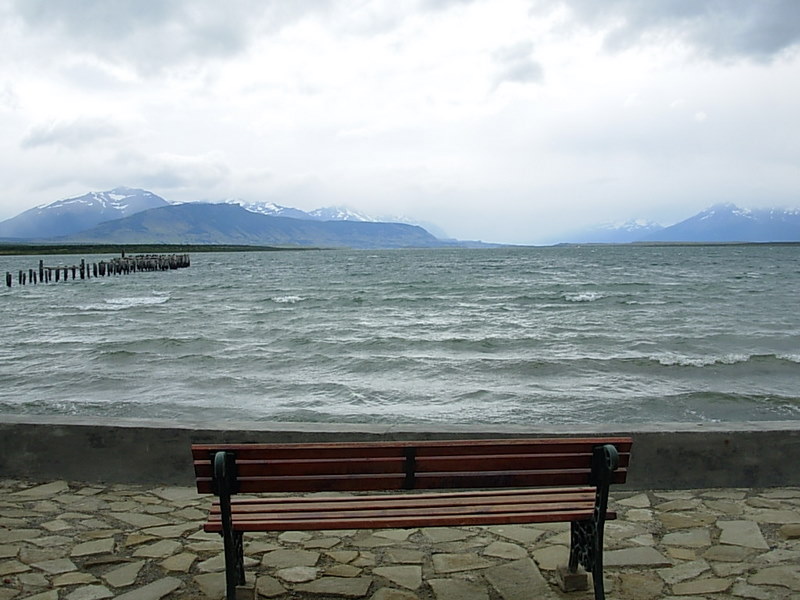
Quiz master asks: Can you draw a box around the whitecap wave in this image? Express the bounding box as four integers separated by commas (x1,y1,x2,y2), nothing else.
654,353,750,367
564,291,604,302
272,295,304,304
80,296,170,311
777,353,800,363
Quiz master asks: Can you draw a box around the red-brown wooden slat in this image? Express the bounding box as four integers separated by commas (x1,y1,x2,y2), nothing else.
414,440,632,457
235,474,408,493
225,486,599,504
196,472,626,495
191,438,633,462
417,453,591,472
214,491,596,513
419,451,630,471
192,453,631,481
225,469,589,494
191,437,634,452
410,469,590,489
194,467,628,495
209,500,596,524
236,457,405,477
193,452,620,478
220,498,594,518
210,492,597,517
203,509,605,532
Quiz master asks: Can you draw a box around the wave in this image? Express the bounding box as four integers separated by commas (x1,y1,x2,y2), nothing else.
776,353,800,363
271,295,305,304
651,352,800,368
652,353,751,367
79,295,170,311
563,291,604,302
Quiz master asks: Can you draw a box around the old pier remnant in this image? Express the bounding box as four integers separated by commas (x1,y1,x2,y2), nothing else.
5,253,190,288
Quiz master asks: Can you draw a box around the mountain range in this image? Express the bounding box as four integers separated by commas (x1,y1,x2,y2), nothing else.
0,188,449,248
222,199,451,239
644,204,800,243
1,188,799,246
556,204,800,244
61,203,444,248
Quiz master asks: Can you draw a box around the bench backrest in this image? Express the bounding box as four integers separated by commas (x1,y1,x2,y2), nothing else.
192,437,632,495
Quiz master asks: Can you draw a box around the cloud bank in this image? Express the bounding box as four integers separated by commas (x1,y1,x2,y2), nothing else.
1,0,799,243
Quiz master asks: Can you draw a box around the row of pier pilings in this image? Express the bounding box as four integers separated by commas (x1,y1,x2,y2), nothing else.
5,253,190,287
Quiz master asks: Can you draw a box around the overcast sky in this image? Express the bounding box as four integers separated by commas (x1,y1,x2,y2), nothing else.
2,0,799,244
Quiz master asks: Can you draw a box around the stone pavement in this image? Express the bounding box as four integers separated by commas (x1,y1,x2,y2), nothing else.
1,480,799,600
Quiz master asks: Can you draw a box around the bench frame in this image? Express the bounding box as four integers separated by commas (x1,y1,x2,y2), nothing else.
192,437,632,600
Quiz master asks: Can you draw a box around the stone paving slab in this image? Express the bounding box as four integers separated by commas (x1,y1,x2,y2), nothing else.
0,479,798,599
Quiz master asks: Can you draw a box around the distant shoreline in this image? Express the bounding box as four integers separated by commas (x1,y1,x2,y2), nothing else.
553,240,800,248
0,243,320,256
2,241,799,256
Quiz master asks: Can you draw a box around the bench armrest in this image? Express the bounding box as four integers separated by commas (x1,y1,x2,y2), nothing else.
589,444,619,487
213,451,239,497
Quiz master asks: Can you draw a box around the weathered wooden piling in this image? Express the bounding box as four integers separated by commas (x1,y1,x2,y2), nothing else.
3,253,190,288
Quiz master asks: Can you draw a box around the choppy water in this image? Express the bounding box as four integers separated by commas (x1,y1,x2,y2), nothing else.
2,245,799,425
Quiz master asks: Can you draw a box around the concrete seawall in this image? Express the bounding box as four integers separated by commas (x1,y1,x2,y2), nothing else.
1,415,799,489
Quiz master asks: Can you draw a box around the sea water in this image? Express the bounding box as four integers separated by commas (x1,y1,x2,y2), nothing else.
1,245,798,425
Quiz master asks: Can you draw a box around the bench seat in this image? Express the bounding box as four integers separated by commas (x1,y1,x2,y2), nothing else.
204,486,613,532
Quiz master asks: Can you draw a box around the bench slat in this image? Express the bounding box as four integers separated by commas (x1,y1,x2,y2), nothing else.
195,456,406,478
204,509,606,532
191,438,633,463
196,467,627,494
214,489,597,514
210,501,596,524
210,490,595,515
225,485,598,504
193,451,630,480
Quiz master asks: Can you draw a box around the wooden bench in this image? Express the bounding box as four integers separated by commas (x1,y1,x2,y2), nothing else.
192,437,632,600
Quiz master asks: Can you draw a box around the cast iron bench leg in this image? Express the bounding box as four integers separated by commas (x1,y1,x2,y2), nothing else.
567,443,619,600
569,519,605,600
222,529,244,600
214,451,245,600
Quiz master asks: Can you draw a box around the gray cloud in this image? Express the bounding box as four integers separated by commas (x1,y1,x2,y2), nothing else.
10,0,329,74
0,83,19,110
553,0,800,61
420,0,476,9
112,150,232,193
492,42,543,88
21,118,121,149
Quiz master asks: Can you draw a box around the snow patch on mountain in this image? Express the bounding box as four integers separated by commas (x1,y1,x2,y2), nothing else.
308,206,375,222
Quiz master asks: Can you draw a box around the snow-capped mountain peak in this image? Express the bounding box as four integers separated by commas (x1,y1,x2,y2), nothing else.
223,199,312,220
698,203,754,221
1,187,169,239
35,187,165,216
645,203,800,242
